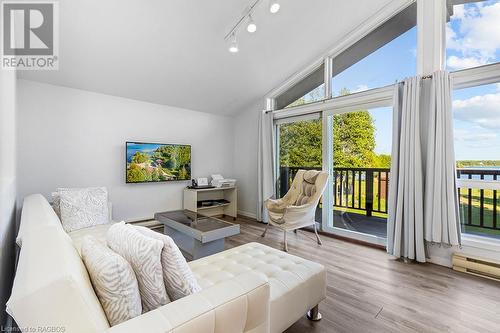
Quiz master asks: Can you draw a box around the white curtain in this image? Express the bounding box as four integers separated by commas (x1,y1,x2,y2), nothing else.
387,71,461,262
257,110,275,222
423,71,461,246
387,77,426,262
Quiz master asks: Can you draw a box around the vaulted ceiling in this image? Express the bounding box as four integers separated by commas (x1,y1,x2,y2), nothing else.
19,0,400,115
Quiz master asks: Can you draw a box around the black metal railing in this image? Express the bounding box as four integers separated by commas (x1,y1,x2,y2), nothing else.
457,169,500,232
279,166,390,217
279,166,500,234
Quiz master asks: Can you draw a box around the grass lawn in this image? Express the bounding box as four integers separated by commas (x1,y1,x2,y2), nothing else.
459,188,500,237
333,179,500,237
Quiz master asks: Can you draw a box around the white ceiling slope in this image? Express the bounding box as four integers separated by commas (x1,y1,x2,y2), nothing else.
19,0,395,115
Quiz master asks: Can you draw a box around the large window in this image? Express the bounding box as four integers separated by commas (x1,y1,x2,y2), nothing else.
287,84,325,108
332,4,417,96
333,27,417,96
446,0,500,71
453,83,500,239
269,1,500,248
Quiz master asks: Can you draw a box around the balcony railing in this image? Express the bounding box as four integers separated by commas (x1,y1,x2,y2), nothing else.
279,166,390,217
279,166,500,236
457,169,500,233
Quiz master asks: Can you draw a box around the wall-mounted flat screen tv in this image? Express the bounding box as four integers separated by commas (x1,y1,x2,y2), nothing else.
126,142,191,183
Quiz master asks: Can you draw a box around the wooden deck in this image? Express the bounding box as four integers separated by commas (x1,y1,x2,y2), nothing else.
315,208,387,238
222,216,500,333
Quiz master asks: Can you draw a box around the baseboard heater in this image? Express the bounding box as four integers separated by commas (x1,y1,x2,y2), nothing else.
452,253,500,282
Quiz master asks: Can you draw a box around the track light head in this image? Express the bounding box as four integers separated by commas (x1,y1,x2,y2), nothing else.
247,15,257,33
228,34,239,53
269,0,280,14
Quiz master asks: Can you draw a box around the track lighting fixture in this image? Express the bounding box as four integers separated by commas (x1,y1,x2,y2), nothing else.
269,0,280,14
228,34,239,53
247,15,257,33
225,0,283,53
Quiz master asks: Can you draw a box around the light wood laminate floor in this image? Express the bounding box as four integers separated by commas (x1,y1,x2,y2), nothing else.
222,217,500,333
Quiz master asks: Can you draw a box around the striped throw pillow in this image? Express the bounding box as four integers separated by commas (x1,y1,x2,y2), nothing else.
81,236,142,326
135,226,202,300
107,222,170,312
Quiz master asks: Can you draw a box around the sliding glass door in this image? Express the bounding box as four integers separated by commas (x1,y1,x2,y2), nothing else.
322,106,392,245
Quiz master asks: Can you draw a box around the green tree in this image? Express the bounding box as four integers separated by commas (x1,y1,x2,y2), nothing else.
178,166,188,180
333,111,376,167
279,88,391,169
374,154,392,168
132,152,150,164
152,168,160,181
279,119,322,167
127,164,147,182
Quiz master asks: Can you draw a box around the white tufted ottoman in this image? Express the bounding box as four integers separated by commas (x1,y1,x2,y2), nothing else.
189,242,327,333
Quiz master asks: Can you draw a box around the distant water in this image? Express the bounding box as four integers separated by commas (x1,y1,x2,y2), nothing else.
458,166,500,181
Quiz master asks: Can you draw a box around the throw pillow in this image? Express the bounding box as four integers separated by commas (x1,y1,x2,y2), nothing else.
107,222,170,312
51,191,62,219
59,187,109,233
81,236,142,326
53,189,113,222
135,226,202,300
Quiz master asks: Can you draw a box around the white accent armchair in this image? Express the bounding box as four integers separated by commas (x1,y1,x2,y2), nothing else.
262,169,329,252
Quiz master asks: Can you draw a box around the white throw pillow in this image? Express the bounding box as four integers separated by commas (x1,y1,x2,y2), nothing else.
51,191,62,219
52,189,113,222
135,226,202,300
59,187,109,233
107,222,170,312
81,236,142,326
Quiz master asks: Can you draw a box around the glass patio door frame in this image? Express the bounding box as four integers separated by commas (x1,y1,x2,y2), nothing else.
274,112,322,197
321,87,394,246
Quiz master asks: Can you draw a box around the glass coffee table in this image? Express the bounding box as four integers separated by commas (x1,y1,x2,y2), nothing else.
154,210,240,260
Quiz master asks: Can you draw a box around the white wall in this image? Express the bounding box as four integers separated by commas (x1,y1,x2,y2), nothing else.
17,80,235,221
0,69,17,326
232,102,261,219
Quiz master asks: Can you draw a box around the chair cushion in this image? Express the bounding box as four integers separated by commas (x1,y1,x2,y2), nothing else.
303,170,320,183
107,222,170,312
59,187,110,233
81,236,142,326
134,226,202,301
189,242,326,333
295,182,317,207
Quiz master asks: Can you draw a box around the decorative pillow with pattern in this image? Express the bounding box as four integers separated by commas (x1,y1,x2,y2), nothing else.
53,189,113,222
107,222,170,312
135,226,202,300
81,236,142,326
59,187,109,233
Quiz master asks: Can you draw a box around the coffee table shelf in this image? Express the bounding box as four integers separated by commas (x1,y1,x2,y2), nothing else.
154,210,240,260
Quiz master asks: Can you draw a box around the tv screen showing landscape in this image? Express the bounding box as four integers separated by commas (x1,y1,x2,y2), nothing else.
126,142,191,183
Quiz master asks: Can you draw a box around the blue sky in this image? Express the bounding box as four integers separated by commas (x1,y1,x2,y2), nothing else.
305,1,500,162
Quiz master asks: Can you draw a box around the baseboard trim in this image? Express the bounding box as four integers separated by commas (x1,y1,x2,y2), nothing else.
237,210,257,220
316,230,386,250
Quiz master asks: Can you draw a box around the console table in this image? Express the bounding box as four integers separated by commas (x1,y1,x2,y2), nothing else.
183,186,237,220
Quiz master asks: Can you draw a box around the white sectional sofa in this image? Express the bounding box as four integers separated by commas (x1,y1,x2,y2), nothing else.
7,194,327,333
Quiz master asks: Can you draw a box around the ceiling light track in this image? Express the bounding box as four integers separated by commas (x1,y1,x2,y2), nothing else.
224,0,281,53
